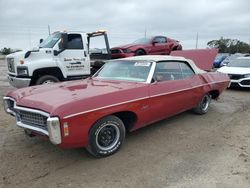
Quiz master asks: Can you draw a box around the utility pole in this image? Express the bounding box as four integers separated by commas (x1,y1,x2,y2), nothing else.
195,32,199,49
48,25,51,35
28,29,31,48
144,28,147,38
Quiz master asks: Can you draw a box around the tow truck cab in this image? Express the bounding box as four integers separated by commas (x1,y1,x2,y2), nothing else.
6,30,111,88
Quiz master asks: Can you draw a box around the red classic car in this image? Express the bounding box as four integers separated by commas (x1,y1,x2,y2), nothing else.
3,55,229,157
111,36,182,59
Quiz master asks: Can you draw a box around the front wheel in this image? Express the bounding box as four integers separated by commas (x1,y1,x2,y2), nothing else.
86,115,126,157
193,94,211,114
35,75,59,85
135,49,146,56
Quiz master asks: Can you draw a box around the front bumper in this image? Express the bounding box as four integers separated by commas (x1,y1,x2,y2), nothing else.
8,74,31,88
230,78,250,88
3,97,62,145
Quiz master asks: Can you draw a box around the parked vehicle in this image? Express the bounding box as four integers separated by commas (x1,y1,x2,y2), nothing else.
6,30,111,88
3,55,229,157
213,54,228,68
220,53,247,67
217,57,250,88
111,36,182,59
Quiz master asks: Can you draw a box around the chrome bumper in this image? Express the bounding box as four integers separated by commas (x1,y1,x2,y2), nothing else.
8,75,31,88
3,96,62,145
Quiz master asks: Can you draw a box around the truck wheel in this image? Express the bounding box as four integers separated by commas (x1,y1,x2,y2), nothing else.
36,75,59,85
135,49,146,56
86,115,126,158
193,94,211,115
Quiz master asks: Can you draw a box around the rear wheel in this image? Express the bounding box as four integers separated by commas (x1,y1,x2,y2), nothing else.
135,49,146,56
193,94,211,114
86,115,125,157
35,75,59,85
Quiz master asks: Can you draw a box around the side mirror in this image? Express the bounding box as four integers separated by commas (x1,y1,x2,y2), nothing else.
53,50,59,56
152,41,157,45
39,39,44,44
58,33,68,50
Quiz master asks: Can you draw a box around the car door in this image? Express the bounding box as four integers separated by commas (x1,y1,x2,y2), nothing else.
57,34,90,76
150,37,167,55
147,61,198,123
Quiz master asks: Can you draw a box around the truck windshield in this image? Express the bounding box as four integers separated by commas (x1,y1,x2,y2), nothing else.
39,33,61,48
95,60,152,82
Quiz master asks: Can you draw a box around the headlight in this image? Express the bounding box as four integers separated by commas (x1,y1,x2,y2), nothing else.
123,48,132,53
47,117,62,144
17,67,29,76
244,74,250,78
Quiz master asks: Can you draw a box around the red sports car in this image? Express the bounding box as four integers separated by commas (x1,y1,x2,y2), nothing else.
3,55,229,157
111,36,182,59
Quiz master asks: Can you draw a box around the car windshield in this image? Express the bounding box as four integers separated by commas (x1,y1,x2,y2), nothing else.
132,37,151,44
227,58,250,68
95,60,152,82
39,33,61,48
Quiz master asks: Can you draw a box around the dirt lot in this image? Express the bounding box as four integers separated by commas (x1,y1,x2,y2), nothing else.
0,59,250,188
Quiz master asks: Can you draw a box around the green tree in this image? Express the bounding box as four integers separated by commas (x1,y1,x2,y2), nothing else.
207,37,250,54
0,47,12,55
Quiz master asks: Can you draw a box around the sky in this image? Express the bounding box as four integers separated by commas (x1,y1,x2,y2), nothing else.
0,0,249,50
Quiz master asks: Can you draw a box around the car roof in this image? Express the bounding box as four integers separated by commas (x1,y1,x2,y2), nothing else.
119,55,187,62
115,55,206,74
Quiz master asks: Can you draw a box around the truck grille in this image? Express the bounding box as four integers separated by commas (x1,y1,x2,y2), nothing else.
7,58,15,73
17,110,48,130
228,74,244,80
111,49,121,54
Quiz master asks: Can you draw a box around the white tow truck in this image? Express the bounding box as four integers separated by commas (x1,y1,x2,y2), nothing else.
6,30,111,88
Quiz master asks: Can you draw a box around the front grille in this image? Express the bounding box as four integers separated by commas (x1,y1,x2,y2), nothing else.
240,80,250,85
111,49,121,54
17,110,48,130
7,58,15,73
228,74,244,80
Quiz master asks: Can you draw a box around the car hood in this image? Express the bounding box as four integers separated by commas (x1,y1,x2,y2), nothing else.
6,78,147,118
217,66,250,75
6,51,25,60
112,44,140,49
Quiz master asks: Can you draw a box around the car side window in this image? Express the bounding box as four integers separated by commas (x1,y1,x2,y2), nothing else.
67,34,83,49
180,62,195,78
153,37,167,44
154,61,194,82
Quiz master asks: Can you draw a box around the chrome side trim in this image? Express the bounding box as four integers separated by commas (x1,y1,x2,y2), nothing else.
63,80,229,119
63,96,150,119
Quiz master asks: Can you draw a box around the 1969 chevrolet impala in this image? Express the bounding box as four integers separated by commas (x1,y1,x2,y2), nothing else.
3,55,230,157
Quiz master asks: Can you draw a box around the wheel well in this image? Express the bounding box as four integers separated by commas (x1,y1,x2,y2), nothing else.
172,45,182,51
135,48,147,54
113,111,138,131
209,90,220,99
31,67,64,85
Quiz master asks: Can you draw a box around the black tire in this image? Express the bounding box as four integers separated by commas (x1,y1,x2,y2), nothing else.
193,94,211,115
86,115,126,157
135,49,146,56
35,75,59,85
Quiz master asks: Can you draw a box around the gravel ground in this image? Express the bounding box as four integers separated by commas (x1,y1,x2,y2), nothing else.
0,59,250,188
